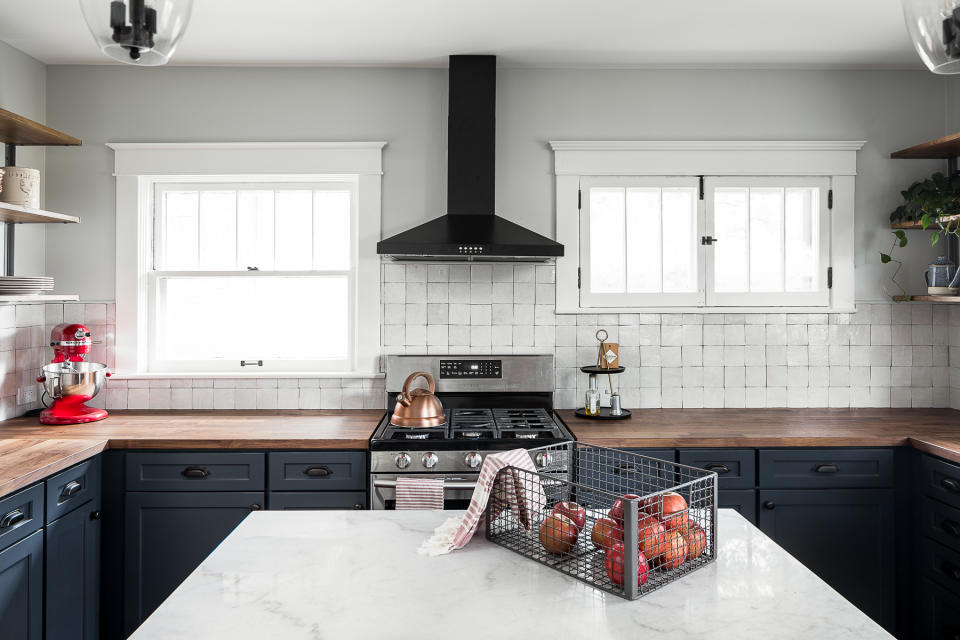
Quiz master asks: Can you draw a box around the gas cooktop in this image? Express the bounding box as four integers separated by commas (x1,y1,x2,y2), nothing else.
377,408,564,444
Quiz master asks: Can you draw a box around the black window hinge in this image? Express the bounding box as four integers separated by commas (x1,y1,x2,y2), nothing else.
577,267,581,289
698,176,704,200
577,188,582,210
827,189,833,210
827,267,833,289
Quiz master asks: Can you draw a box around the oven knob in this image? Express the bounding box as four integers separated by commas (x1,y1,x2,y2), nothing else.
464,452,482,469
395,453,411,469
422,452,439,469
535,452,552,468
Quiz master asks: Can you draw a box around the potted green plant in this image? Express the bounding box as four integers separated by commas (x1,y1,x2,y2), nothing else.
882,171,960,299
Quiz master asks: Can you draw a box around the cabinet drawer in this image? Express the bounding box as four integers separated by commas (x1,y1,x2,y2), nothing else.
126,453,265,491
45,456,100,524
921,454,960,511
679,449,755,489
921,496,960,554
759,449,893,488
917,577,960,640
267,452,366,491
0,484,43,551
920,538,960,594
268,492,367,510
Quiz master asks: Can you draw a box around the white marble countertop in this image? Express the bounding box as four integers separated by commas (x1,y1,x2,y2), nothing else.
130,509,891,640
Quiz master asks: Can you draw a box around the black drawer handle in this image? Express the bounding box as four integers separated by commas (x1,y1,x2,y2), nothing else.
353,503,364,510
942,561,960,582
181,466,210,479
0,509,24,529
705,463,731,475
304,466,332,478
943,519,960,538
943,477,960,493
814,464,839,474
60,481,82,500
763,500,775,510
250,504,261,511
90,510,102,521
613,463,639,475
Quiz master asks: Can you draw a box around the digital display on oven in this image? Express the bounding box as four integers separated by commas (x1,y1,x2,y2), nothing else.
439,359,502,378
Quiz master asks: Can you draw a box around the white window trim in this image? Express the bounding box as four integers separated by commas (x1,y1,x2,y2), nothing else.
550,140,864,314
110,142,386,376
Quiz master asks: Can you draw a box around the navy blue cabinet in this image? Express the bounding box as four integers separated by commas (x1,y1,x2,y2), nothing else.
123,490,263,634
758,488,895,629
45,499,101,640
0,529,43,639
716,489,757,525
268,492,366,510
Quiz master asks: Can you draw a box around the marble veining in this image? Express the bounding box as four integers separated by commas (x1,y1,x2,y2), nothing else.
129,509,890,639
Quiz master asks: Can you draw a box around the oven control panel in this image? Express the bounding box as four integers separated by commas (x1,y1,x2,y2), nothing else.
439,359,502,378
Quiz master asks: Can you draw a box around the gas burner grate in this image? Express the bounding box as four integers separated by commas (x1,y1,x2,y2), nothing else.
492,408,555,430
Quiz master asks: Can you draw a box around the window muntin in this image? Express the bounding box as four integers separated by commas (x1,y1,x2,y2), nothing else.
149,180,357,372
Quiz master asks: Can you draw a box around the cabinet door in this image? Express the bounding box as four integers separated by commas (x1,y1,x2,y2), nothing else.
916,576,960,640
0,529,43,640
268,491,367,510
718,489,757,525
758,488,895,631
45,500,101,640
124,491,264,634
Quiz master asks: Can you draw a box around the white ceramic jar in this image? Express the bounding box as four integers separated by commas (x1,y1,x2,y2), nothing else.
0,167,40,208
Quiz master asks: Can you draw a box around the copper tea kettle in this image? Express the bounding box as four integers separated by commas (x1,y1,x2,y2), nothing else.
390,371,445,427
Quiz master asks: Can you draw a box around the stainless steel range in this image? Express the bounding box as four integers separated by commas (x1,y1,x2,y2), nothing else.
369,354,574,509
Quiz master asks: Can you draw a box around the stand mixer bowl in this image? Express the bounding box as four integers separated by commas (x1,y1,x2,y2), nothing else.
40,362,108,401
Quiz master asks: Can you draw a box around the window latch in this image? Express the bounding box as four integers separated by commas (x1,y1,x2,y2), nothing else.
700,236,718,246
240,360,263,367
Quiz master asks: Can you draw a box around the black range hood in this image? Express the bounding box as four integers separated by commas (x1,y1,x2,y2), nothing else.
377,55,564,262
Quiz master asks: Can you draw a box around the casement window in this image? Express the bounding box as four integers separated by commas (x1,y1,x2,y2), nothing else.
111,142,384,375
552,141,861,313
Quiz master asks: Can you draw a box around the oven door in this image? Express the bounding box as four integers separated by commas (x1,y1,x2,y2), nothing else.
370,473,479,510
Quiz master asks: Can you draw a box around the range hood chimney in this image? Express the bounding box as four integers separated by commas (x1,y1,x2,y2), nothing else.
376,55,564,261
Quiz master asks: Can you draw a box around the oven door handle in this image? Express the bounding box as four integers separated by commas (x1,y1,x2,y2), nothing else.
373,480,478,491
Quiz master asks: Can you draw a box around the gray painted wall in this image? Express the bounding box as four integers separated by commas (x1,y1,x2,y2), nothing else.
43,65,950,301
0,41,45,276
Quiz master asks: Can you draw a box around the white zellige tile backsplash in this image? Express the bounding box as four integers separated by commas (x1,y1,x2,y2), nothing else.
2,262,958,419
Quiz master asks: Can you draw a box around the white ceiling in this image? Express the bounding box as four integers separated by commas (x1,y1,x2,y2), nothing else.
0,0,921,68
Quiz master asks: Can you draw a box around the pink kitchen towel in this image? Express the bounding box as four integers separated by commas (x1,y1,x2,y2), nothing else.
395,477,445,510
418,448,545,556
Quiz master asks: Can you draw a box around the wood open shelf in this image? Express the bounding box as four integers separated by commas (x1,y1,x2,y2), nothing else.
891,132,960,159
0,108,81,147
0,203,79,225
891,213,960,229
893,295,960,303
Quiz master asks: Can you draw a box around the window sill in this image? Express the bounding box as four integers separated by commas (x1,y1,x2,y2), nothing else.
555,306,857,315
111,371,384,380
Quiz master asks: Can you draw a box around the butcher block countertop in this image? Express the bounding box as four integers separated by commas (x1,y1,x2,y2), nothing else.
559,408,960,464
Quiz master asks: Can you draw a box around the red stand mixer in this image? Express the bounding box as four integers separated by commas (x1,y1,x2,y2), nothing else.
36,323,110,425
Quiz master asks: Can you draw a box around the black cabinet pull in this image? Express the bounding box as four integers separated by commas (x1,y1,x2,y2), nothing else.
705,463,731,475
352,503,364,510
814,464,839,474
613,463,639,475
304,466,332,477
60,481,82,500
943,519,960,538
250,504,261,511
762,500,776,510
181,466,210,478
0,509,24,529
943,477,960,493
90,510,102,521
942,561,960,582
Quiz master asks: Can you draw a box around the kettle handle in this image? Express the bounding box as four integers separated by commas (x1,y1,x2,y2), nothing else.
401,371,436,401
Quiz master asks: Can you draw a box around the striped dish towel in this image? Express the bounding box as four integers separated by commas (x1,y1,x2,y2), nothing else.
418,448,545,556
395,477,445,510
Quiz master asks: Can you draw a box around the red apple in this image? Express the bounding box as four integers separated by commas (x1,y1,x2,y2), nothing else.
637,513,667,562
552,501,587,531
604,541,649,587
643,492,689,532
590,517,623,550
684,522,707,559
539,513,579,554
656,530,688,570
608,494,640,525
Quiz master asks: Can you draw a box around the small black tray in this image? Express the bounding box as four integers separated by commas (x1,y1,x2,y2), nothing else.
580,366,625,375
574,407,632,420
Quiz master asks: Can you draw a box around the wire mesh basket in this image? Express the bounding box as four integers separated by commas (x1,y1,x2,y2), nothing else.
485,441,718,600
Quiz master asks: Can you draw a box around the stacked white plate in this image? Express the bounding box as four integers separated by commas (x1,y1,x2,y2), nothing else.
0,276,54,294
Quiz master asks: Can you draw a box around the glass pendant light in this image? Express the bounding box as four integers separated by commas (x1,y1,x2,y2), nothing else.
902,0,960,73
79,0,193,66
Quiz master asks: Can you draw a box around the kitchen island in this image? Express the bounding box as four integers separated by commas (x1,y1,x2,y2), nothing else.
128,509,889,639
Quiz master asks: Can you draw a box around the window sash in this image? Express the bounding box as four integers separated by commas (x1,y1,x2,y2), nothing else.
704,176,830,307
579,176,703,308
